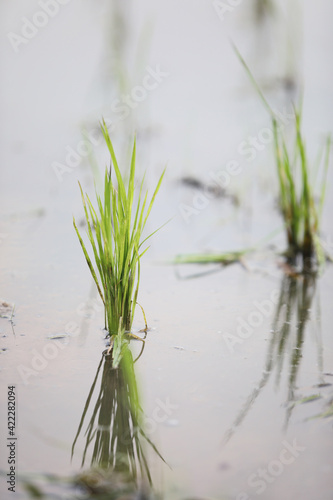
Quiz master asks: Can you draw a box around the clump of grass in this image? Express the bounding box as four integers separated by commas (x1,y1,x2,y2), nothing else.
73,120,165,351
272,111,331,266
234,45,331,270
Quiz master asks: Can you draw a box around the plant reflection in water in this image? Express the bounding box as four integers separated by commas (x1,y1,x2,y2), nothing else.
223,271,324,445
72,344,165,498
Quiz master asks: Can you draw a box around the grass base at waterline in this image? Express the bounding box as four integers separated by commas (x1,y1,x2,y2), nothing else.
73,121,165,357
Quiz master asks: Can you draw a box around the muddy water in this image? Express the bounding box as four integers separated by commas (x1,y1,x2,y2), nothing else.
1,1,333,499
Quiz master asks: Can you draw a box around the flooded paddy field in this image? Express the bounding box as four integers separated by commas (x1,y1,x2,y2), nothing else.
1,1,333,499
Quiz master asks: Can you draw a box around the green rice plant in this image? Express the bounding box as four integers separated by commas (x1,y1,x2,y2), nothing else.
272,112,331,265
234,45,331,269
73,120,165,348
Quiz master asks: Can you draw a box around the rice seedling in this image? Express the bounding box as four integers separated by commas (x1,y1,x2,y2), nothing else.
234,45,331,271
273,115,331,267
73,120,165,358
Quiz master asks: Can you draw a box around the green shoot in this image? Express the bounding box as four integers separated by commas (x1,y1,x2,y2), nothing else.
73,120,165,347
